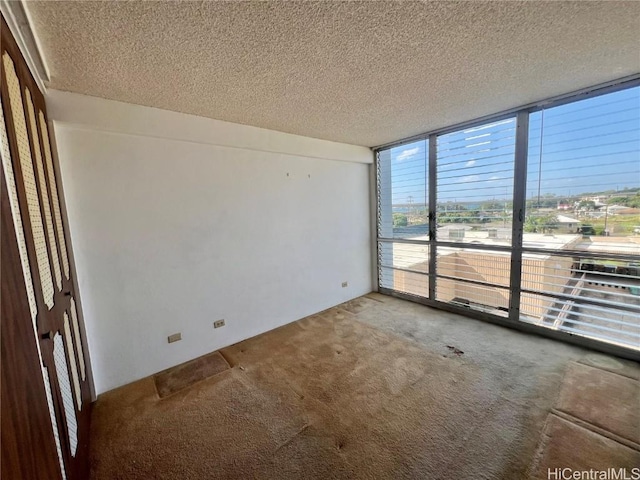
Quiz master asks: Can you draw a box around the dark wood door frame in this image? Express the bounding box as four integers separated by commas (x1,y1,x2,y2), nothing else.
1,14,92,480
1,162,63,480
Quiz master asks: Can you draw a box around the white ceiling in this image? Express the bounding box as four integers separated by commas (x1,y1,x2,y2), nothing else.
26,1,640,147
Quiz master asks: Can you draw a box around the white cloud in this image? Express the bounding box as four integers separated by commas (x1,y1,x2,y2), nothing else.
465,160,476,167
395,147,419,162
489,176,502,182
459,175,479,183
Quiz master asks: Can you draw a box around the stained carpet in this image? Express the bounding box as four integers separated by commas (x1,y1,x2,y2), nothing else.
89,294,640,479
154,351,230,398
529,415,639,479
554,362,639,444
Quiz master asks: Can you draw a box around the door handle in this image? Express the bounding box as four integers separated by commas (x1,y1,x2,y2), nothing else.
41,330,54,340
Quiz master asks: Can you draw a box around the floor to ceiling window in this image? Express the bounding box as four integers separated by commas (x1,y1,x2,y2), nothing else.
376,81,640,355
435,117,516,316
377,140,429,297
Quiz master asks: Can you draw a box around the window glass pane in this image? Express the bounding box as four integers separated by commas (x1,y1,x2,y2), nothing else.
436,118,516,245
523,87,640,350
377,140,428,239
377,140,429,297
526,87,640,250
378,242,429,297
433,118,515,314
435,245,510,316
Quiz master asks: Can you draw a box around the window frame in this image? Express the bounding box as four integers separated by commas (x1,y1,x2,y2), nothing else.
374,75,640,361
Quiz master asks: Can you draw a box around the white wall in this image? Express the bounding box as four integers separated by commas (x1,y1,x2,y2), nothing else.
48,91,373,395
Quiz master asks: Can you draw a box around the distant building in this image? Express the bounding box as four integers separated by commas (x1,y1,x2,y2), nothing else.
586,196,607,207
557,214,580,233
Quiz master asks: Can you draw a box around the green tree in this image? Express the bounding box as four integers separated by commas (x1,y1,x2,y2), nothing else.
393,213,408,227
524,214,559,233
578,200,596,211
608,194,640,208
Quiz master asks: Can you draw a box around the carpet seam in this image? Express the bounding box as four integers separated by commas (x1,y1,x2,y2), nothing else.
273,423,310,454
549,410,640,452
574,360,640,382
526,413,556,478
217,349,235,368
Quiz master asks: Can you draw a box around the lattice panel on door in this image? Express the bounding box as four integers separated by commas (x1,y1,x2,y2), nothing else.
0,93,37,322
3,96,67,478
39,111,70,280
3,52,54,309
26,89,62,291
63,312,82,410
42,366,67,480
24,88,62,290
53,332,78,457
70,297,86,381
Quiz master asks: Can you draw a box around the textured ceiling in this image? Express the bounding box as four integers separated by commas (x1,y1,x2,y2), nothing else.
26,1,640,147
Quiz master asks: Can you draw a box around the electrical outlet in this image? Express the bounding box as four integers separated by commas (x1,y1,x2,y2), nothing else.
214,319,225,329
342,281,348,288
167,333,181,343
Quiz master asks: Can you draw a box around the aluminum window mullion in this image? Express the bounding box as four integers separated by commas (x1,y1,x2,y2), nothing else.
371,151,380,291
436,273,510,291
520,288,640,315
382,265,430,277
428,134,437,301
378,238,430,246
508,110,529,322
521,247,640,263
376,149,393,293
431,241,512,253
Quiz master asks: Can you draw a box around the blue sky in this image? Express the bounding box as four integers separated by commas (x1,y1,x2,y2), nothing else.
386,86,640,205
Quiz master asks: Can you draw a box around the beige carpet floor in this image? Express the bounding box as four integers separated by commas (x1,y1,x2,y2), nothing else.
154,351,230,398
90,294,640,479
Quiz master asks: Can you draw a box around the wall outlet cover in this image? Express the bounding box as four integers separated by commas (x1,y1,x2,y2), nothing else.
214,319,225,329
168,333,181,343
342,282,348,288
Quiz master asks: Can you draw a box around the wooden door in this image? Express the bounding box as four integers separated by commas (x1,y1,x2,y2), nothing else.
1,15,92,480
